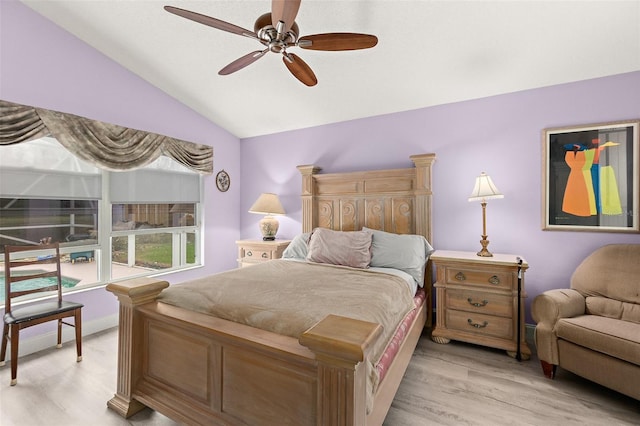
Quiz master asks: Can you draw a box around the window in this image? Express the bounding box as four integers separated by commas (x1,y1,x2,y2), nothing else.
110,203,199,280
0,137,203,300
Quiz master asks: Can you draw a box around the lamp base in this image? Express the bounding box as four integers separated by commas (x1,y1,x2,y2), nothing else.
259,215,279,241
477,236,493,257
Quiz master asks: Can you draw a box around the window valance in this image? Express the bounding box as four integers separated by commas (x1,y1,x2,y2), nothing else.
0,99,213,174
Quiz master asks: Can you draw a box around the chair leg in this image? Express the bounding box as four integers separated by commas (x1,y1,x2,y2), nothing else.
540,360,557,379
56,319,63,349
10,325,19,386
0,323,8,367
75,309,82,362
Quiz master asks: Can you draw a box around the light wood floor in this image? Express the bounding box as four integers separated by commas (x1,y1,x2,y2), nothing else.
1,328,638,425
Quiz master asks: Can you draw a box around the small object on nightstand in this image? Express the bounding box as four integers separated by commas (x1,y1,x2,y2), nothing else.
236,239,291,268
430,250,531,360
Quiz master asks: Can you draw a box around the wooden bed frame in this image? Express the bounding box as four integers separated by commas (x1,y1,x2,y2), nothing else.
106,153,436,425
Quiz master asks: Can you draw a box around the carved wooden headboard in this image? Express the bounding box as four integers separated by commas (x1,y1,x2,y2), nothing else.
297,154,436,244
297,153,437,327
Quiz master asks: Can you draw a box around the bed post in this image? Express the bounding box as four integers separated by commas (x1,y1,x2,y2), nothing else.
300,314,382,426
105,277,169,418
410,153,436,328
297,164,322,233
409,154,435,244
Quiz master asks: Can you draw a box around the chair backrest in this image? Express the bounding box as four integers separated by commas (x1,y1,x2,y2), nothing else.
571,244,640,305
3,243,63,312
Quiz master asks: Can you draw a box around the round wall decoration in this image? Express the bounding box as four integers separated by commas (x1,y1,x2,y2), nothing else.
216,170,230,192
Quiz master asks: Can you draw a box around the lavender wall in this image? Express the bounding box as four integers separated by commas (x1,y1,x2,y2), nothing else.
1,1,241,338
240,71,640,323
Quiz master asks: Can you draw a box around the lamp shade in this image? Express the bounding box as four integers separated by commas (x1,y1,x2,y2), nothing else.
248,193,286,215
468,172,504,202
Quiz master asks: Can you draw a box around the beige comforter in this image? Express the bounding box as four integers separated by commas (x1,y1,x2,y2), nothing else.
158,259,415,400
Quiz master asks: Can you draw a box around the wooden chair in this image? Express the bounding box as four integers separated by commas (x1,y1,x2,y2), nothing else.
1,243,83,386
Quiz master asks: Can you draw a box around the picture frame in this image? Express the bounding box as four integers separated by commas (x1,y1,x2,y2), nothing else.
216,169,230,192
542,119,639,233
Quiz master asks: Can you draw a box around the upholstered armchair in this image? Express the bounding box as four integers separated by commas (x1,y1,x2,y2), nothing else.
532,244,640,400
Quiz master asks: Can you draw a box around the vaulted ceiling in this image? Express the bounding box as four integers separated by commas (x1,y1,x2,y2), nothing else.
21,1,640,138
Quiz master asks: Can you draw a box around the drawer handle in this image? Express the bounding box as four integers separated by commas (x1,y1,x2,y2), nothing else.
455,272,466,281
261,253,268,258
488,275,500,285
246,251,252,257
467,319,489,329
467,298,488,307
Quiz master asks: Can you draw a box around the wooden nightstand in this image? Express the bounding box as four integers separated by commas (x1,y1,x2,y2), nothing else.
430,250,530,359
236,239,291,268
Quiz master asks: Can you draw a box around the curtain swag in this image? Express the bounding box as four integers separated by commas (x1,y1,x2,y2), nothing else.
0,99,213,174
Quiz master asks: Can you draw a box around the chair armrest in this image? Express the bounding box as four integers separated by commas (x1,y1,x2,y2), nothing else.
532,289,585,365
532,288,585,325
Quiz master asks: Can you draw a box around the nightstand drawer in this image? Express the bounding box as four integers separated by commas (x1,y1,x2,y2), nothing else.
236,239,291,268
446,309,513,340
244,249,272,260
443,266,512,290
446,289,512,317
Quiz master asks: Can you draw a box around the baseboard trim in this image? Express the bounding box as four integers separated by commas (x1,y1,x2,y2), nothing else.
3,314,118,361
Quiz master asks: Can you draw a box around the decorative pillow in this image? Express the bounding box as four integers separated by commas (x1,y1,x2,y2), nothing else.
306,228,373,269
282,232,311,259
363,227,435,287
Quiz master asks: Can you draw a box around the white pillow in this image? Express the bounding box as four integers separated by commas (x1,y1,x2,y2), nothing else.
282,232,311,259
306,228,373,269
363,227,434,286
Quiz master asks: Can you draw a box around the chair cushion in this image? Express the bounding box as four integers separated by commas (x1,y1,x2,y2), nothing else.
586,296,640,324
4,301,83,325
556,315,640,366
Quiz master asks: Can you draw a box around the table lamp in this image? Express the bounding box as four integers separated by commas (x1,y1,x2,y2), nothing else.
468,172,503,257
248,193,286,240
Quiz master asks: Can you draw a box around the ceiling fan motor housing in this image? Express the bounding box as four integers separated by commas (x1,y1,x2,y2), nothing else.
254,13,298,53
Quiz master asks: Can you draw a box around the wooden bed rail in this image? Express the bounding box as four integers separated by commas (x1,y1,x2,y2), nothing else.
106,277,385,425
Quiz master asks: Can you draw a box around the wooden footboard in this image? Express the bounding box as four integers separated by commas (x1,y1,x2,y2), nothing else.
106,277,425,425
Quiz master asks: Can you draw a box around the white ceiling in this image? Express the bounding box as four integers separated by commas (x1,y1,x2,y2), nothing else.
21,1,640,139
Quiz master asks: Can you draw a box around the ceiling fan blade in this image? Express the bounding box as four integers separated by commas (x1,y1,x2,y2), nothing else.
219,50,268,75
283,53,317,87
164,6,258,40
271,0,301,33
298,33,378,51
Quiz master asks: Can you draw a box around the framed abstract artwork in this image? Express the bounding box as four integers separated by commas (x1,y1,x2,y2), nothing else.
543,120,639,233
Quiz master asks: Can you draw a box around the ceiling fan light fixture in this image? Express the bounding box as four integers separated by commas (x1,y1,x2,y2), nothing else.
269,41,286,53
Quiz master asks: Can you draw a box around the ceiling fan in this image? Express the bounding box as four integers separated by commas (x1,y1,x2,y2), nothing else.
164,0,378,86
